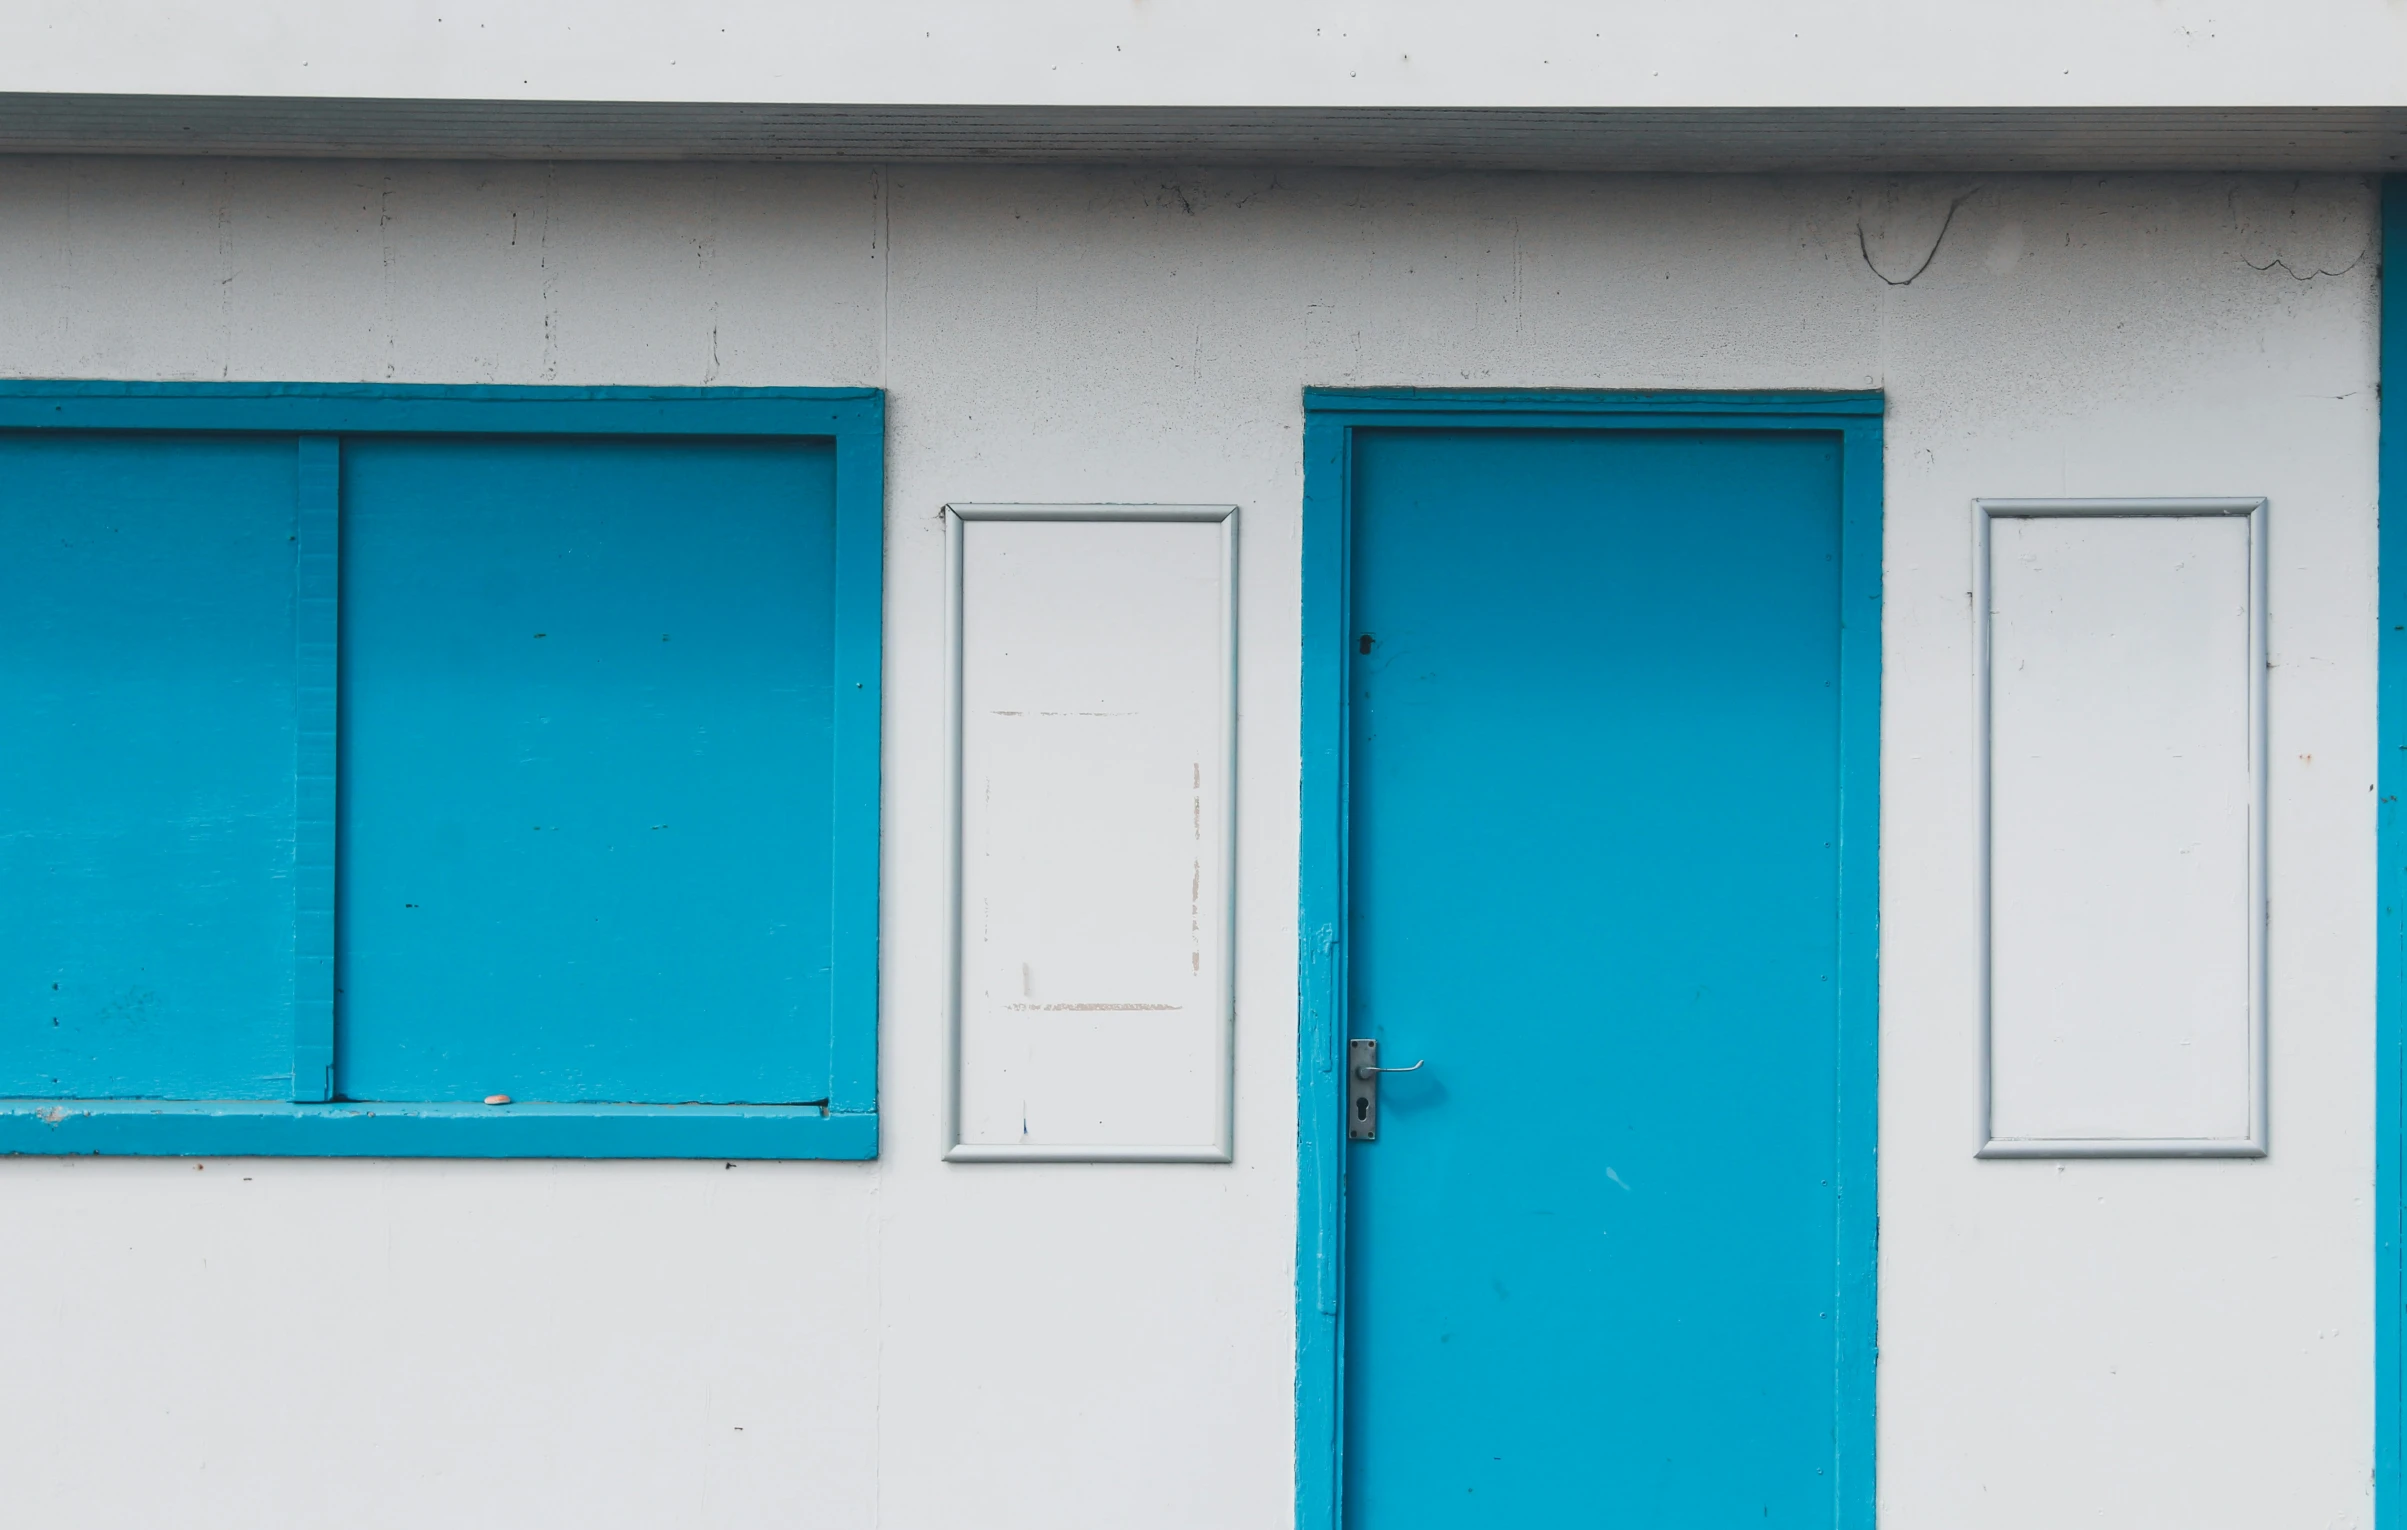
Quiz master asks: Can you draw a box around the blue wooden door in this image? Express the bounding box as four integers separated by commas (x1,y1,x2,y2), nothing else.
1344,427,1853,1525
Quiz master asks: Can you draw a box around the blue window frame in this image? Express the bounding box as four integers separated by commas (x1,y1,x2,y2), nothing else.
0,383,882,1158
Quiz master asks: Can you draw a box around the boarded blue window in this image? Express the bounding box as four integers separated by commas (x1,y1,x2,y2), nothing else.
0,386,883,1158
0,433,303,1100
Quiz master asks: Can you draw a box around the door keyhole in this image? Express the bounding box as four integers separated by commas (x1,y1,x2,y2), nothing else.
1355,1095,1369,1122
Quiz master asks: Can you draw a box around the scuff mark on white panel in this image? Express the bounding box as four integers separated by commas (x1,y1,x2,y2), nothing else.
1978,498,2267,1158
945,504,1237,1162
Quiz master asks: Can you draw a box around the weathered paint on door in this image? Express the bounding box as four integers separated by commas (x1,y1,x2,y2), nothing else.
1343,426,1854,1525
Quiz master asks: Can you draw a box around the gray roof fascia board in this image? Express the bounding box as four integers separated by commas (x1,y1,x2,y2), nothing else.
1,96,2403,171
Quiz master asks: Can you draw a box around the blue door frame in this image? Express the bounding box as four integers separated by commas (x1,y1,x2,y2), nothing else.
1294,388,1884,1530
2381,176,2405,1529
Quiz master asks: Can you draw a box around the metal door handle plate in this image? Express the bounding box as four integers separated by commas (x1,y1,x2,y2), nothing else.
1348,1039,1422,1141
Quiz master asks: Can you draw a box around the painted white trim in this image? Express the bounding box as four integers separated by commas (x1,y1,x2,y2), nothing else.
1973,497,2270,1160
941,503,1240,1164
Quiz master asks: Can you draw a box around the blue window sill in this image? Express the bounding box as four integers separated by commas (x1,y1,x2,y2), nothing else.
0,1100,876,1160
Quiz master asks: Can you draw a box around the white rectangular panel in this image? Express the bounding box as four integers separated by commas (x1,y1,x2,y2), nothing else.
945,504,1237,1162
1978,499,2266,1157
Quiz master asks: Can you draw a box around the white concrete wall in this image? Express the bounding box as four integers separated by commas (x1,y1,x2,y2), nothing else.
3,1,2404,108
0,160,2379,1528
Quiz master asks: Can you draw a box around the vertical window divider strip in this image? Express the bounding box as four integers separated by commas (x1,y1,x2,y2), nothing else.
825,420,885,1116
292,434,340,1103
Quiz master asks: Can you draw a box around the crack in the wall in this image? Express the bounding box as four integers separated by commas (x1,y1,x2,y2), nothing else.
2246,252,2366,282
214,164,233,380
877,165,891,391
699,168,721,385
1231,173,1283,208
2225,179,2373,288
377,174,396,380
538,161,558,382
1858,189,1977,288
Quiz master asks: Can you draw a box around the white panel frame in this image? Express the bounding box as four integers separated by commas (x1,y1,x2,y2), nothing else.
1974,497,2269,1159
942,503,1240,1163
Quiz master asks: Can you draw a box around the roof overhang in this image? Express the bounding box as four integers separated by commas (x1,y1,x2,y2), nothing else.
2,96,2403,171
